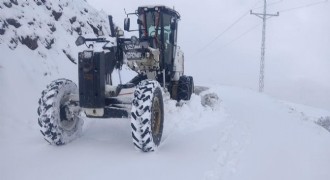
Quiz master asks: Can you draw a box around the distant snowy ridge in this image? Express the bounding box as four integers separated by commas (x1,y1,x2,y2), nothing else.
0,0,111,63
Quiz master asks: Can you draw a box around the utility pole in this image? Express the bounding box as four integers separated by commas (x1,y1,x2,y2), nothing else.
251,0,279,92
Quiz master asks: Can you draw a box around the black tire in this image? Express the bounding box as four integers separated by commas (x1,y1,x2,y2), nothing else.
177,75,194,101
188,76,195,95
131,80,164,152
37,79,83,145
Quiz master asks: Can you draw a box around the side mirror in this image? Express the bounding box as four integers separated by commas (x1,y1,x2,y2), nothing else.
75,36,85,46
108,15,116,37
137,19,143,25
124,18,130,31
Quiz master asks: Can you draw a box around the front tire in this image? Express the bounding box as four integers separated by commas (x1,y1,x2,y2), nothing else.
37,79,83,145
131,80,164,152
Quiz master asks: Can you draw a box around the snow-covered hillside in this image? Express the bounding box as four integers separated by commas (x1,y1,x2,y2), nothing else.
0,0,120,127
0,0,112,83
0,0,111,51
1,1,330,180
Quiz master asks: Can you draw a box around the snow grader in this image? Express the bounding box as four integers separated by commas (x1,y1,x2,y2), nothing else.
37,5,196,152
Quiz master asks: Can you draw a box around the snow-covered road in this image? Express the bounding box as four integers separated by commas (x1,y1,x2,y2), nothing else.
206,86,330,180
1,85,330,180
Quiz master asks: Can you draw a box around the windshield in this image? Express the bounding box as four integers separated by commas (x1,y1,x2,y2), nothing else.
139,11,160,38
138,10,174,49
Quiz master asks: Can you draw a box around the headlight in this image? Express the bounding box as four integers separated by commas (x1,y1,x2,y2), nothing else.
83,51,93,59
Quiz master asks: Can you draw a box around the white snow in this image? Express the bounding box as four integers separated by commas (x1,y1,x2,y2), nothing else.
1,1,330,180
1,79,330,179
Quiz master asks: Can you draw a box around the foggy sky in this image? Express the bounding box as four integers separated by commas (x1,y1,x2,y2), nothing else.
88,0,330,110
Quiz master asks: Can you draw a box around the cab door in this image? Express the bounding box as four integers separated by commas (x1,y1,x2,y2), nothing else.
161,13,177,73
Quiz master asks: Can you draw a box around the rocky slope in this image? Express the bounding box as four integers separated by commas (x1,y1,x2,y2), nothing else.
0,0,111,64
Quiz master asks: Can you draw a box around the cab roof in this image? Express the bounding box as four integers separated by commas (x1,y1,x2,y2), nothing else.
137,5,181,19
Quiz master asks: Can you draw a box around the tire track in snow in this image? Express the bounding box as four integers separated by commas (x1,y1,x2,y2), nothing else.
204,87,251,180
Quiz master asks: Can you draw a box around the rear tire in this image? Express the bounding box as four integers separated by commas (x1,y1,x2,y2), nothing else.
177,75,194,101
131,80,164,152
188,76,195,95
37,79,83,145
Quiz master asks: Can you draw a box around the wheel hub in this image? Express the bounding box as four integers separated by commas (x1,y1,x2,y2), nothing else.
151,96,161,141
59,95,78,131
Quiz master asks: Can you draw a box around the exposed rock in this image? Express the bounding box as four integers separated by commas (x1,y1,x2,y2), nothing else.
2,20,8,28
44,38,54,49
69,16,77,24
0,20,5,35
47,23,56,32
2,0,111,54
0,29,5,35
9,38,18,50
87,21,102,36
97,25,103,32
317,117,330,132
3,2,12,8
19,36,39,50
38,51,47,58
50,26,56,32
68,28,73,35
6,18,21,28
74,27,82,35
52,10,62,21
79,21,85,27
34,0,42,6
10,0,18,6
62,49,77,64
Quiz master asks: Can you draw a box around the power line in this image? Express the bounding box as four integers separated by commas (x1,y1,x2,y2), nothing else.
195,0,262,55
206,23,261,55
194,0,327,56
195,12,249,55
279,0,328,13
253,0,283,10
221,23,261,49
268,0,284,6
